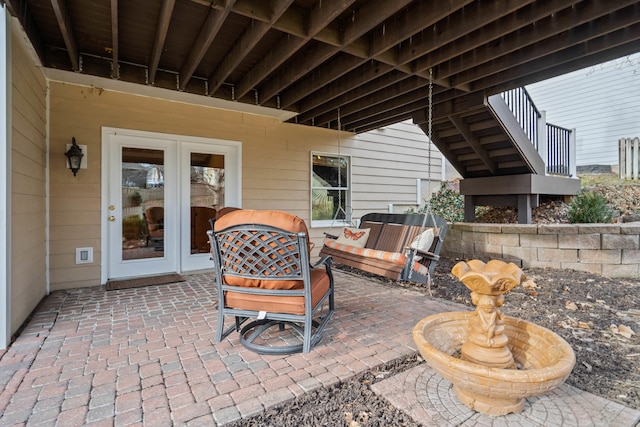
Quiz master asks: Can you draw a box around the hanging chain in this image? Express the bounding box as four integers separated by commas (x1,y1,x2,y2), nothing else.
408,69,435,285
427,68,433,192
337,107,342,219
331,107,349,226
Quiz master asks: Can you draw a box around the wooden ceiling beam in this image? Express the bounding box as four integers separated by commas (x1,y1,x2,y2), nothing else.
351,114,415,133
414,0,579,76
262,0,461,109
295,64,396,123
283,0,473,116
444,0,638,86
258,0,412,104
258,43,341,105
50,0,80,71
347,109,415,133
110,0,119,79
344,88,480,132
149,0,176,85
396,0,535,68
279,53,363,109
234,35,308,101
179,1,236,90
340,88,433,131
231,0,339,45
342,0,413,46
475,26,640,94
462,6,640,91
3,0,45,62
492,40,640,96
310,76,427,127
308,0,354,36
234,0,355,100
371,0,475,58
207,0,293,94
414,92,486,124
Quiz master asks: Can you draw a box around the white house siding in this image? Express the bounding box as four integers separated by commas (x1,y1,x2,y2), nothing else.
10,22,48,335
526,53,640,166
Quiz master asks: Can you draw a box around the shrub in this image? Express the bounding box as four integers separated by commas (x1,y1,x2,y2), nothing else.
129,191,143,207
122,215,148,240
567,191,613,224
410,182,465,223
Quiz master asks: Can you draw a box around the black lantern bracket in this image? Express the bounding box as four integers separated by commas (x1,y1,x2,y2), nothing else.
65,137,87,176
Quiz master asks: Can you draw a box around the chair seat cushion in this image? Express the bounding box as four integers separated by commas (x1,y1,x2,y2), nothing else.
323,239,429,276
324,238,405,262
225,268,330,315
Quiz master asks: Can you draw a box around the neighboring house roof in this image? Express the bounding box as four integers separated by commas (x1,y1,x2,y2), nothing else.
526,52,640,166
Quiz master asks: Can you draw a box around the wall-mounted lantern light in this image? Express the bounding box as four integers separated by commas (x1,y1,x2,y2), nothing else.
65,137,84,176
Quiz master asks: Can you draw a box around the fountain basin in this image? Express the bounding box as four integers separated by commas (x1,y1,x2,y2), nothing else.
413,311,576,415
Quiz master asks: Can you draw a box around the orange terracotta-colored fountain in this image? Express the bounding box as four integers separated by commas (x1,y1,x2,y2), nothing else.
413,260,576,416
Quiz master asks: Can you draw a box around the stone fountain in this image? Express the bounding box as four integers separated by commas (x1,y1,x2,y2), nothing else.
413,259,576,416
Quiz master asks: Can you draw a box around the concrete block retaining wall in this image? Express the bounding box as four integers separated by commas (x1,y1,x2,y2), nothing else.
442,223,640,278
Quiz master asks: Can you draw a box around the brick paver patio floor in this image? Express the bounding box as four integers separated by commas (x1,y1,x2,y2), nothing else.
0,270,638,426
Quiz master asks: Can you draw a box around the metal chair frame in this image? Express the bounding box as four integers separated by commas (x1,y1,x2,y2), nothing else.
208,224,334,354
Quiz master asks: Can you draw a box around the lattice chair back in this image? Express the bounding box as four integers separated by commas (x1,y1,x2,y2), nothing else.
215,225,308,287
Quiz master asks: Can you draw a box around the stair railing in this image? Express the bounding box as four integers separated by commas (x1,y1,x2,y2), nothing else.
547,124,574,176
501,87,540,151
501,87,576,177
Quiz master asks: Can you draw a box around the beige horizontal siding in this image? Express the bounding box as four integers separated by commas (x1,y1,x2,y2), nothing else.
46,81,441,288
48,82,342,289
10,28,48,335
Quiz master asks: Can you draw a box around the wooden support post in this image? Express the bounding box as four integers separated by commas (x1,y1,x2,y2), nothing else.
517,195,532,224
517,195,538,224
464,195,476,222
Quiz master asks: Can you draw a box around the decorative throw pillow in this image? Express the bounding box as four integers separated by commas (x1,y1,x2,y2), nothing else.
410,228,435,253
335,227,370,248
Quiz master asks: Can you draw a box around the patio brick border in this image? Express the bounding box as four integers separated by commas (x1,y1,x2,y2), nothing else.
442,223,640,278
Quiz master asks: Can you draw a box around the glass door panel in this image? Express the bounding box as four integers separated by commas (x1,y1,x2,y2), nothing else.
121,148,165,260
190,153,224,254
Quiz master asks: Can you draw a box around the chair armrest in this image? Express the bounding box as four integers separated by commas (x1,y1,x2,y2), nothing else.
405,247,440,261
415,249,440,262
311,255,333,269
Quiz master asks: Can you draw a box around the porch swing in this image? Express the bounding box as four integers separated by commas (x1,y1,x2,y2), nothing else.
319,69,448,286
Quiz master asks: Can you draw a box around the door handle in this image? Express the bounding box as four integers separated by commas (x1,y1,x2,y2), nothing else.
109,216,116,222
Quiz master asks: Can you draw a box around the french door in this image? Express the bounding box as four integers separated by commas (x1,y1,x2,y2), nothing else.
102,128,241,282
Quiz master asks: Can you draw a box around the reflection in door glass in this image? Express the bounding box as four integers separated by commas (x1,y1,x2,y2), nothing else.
121,148,165,260
190,153,224,254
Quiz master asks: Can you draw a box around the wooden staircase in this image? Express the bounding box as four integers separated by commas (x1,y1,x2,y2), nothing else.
414,90,580,224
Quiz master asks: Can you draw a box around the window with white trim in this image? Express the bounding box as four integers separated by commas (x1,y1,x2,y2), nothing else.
311,153,350,227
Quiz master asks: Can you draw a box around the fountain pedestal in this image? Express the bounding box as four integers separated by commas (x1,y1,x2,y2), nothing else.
460,293,515,369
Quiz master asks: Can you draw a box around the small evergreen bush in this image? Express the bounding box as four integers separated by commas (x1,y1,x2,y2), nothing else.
411,183,465,223
567,190,613,224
